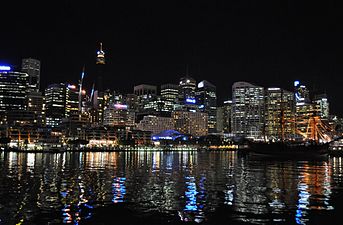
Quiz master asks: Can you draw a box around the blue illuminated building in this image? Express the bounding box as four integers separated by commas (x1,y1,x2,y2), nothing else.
152,129,189,141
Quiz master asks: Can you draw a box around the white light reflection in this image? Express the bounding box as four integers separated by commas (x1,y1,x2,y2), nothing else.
26,153,35,168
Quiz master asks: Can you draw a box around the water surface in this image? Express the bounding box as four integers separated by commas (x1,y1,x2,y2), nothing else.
1,151,343,225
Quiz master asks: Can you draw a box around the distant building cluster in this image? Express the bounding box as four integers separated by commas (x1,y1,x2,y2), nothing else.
0,43,341,150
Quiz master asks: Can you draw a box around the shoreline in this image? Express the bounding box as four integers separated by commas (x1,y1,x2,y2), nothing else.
0,147,239,153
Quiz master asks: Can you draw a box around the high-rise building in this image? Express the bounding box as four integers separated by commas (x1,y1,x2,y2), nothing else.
293,81,318,139
178,76,197,110
65,84,79,118
134,84,158,118
0,67,29,117
161,83,179,112
21,58,40,93
45,83,65,127
294,80,310,104
196,80,217,133
44,83,81,127
134,84,157,96
232,81,265,139
314,94,329,119
173,110,208,137
103,104,135,127
216,100,233,134
125,94,139,111
265,87,295,140
27,92,45,126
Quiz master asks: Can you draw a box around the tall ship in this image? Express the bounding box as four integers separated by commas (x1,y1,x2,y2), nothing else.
247,114,335,158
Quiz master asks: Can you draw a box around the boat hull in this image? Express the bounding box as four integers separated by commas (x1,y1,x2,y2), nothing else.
247,141,329,158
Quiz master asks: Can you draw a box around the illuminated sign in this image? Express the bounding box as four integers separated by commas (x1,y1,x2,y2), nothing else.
0,65,11,71
185,98,196,104
294,80,300,87
114,104,128,109
68,84,77,89
267,87,280,91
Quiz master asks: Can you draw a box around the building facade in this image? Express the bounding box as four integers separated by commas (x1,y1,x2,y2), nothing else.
21,58,40,93
136,115,174,135
172,110,208,137
196,80,217,133
232,81,265,139
0,69,29,121
265,87,295,140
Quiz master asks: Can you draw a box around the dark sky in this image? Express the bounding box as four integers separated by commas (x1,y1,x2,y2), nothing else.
1,1,343,115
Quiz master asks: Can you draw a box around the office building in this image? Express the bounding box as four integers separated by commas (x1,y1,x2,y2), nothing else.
27,91,45,126
21,58,40,93
0,67,29,119
45,83,66,127
314,94,329,119
103,103,135,127
196,80,217,133
161,83,179,112
179,76,197,110
232,81,265,139
265,87,295,140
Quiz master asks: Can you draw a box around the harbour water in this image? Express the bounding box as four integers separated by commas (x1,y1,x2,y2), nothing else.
1,150,343,225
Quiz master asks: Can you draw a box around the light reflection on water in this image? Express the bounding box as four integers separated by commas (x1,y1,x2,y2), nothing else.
0,151,342,224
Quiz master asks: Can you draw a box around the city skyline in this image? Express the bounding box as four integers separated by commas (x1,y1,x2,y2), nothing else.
1,1,342,114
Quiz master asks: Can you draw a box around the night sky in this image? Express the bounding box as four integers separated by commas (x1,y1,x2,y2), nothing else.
1,1,343,115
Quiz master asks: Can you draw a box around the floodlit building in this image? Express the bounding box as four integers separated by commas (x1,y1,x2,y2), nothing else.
136,115,174,135
232,81,265,140
103,104,135,127
314,94,329,119
265,87,295,140
172,110,208,137
161,83,179,112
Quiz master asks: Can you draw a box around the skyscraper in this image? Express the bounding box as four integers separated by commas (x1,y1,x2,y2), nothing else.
178,76,197,111
45,83,65,127
161,83,179,112
21,58,40,93
196,80,217,133
0,67,29,113
265,87,295,140
314,94,329,119
134,84,157,113
294,80,310,104
232,81,265,139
